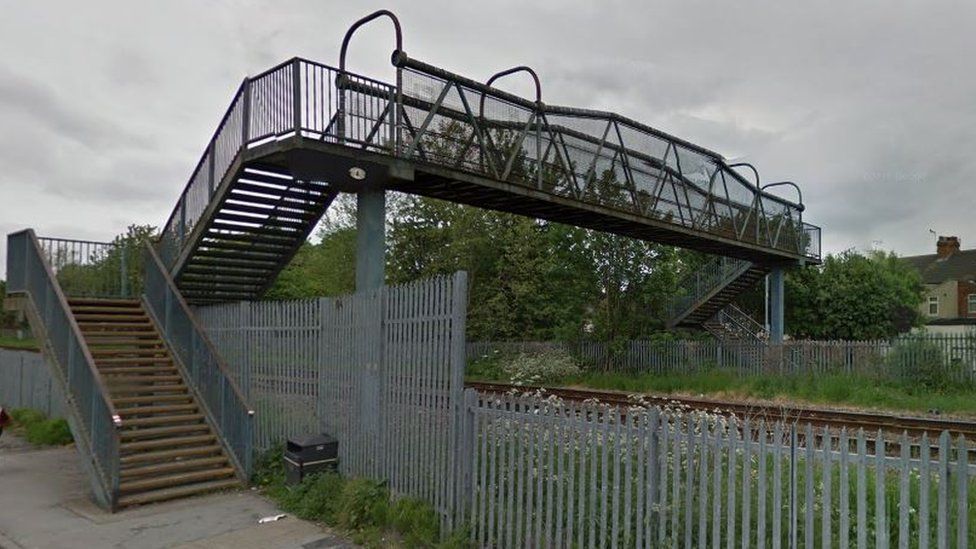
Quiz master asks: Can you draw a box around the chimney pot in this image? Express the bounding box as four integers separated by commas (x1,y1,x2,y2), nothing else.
936,235,960,259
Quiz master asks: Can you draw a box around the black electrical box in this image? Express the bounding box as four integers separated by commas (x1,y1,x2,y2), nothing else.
283,433,339,484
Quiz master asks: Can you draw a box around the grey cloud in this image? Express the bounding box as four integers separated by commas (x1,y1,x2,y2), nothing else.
2,0,976,275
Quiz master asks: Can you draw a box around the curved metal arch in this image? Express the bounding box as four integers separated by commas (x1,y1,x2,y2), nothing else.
726,162,760,189
478,65,544,120
474,66,545,183
339,10,404,73
761,181,804,212
338,10,405,151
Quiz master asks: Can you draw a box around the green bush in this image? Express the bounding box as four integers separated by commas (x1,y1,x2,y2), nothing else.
9,408,73,446
252,447,470,547
11,408,45,425
25,419,72,446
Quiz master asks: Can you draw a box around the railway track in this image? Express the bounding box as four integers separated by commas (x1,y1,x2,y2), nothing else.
466,380,976,441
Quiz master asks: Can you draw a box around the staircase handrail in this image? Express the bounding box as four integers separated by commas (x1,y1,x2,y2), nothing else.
666,255,752,321
714,303,766,341
5,229,121,507
141,243,255,477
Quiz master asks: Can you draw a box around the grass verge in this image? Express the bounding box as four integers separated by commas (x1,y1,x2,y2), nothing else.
0,335,39,351
253,446,470,548
7,408,73,445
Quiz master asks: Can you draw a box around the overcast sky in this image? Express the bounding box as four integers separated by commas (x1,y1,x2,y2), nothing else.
1,0,974,275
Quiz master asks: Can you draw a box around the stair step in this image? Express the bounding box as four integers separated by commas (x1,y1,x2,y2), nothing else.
110,385,188,396
119,467,237,495
114,394,194,406
105,374,182,384
220,202,319,220
74,313,149,322
80,322,154,331
85,332,160,340
91,348,167,357
121,434,217,452
120,424,211,440
116,403,199,417
120,456,230,479
215,211,308,229
120,444,223,465
117,478,240,508
71,306,145,314
68,298,140,307
123,413,205,428
233,181,328,202
96,356,171,365
99,366,176,375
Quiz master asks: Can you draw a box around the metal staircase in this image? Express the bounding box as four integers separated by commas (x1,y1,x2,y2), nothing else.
161,165,338,304
702,303,767,342
4,231,253,510
666,256,769,330
72,297,238,507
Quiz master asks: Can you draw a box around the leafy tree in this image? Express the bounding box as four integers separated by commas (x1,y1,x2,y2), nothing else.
785,249,923,339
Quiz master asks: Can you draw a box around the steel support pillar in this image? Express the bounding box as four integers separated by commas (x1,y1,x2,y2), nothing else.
355,190,386,291
769,267,785,343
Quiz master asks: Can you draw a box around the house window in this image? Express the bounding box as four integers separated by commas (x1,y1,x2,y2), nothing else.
928,296,939,316
969,294,976,314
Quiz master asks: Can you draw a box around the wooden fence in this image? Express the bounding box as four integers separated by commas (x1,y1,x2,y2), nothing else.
468,335,976,383
0,348,64,418
463,389,975,548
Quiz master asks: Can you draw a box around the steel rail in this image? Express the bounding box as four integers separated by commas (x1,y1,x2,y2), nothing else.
465,380,976,439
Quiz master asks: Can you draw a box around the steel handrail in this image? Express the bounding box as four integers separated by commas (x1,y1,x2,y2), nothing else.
143,243,255,413
15,229,123,427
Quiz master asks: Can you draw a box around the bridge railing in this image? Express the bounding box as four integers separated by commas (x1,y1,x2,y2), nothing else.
158,57,820,272
5,230,121,508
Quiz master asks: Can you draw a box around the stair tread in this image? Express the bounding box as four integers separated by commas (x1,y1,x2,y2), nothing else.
67,298,140,306
121,424,211,440
117,478,240,508
105,375,182,383
123,413,205,427
114,394,194,405
120,444,223,465
120,466,236,492
120,456,230,479
122,434,217,452
100,366,177,375
96,357,171,364
117,404,199,416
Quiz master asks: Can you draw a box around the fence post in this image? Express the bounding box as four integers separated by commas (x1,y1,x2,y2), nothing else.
458,388,477,528
292,59,302,134
241,78,251,146
120,245,128,298
790,424,798,549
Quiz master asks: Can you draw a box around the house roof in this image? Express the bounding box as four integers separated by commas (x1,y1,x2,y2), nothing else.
902,249,976,284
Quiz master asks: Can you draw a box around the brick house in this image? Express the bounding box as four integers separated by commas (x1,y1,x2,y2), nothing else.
902,236,976,334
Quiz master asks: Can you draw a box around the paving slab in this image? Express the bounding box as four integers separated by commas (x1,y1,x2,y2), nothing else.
0,434,355,549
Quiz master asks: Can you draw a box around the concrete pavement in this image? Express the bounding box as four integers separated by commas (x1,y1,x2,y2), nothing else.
0,435,356,549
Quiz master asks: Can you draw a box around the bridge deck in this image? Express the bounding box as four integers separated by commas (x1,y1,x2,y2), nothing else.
159,57,821,283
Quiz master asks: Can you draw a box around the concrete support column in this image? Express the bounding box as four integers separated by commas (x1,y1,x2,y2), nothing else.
355,190,386,291
769,266,785,343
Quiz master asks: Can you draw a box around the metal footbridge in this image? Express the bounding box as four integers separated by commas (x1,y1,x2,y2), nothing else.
157,11,821,305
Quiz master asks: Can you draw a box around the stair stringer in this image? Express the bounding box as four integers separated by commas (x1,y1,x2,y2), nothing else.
5,294,118,510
